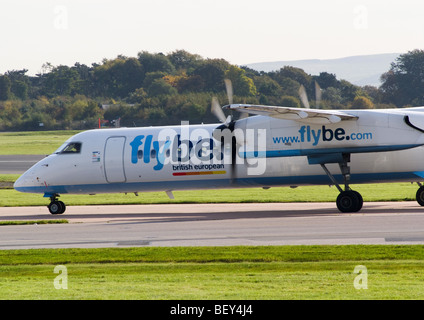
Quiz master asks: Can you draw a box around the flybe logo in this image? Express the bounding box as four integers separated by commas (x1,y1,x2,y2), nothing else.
273,125,373,146
128,124,267,176
130,134,214,171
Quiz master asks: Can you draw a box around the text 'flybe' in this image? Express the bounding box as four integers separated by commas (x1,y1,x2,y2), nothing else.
273,125,373,146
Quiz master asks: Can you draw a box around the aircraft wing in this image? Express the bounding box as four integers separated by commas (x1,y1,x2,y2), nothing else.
224,104,358,124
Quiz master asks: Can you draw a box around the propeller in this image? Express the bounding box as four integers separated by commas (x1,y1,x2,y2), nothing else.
224,78,248,120
211,79,244,183
224,79,233,105
298,85,310,109
211,78,237,125
211,96,229,124
298,81,322,109
315,81,322,109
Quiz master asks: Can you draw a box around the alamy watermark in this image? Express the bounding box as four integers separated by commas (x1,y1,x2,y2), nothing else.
130,121,267,176
54,265,68,289
353,265,368,289
353,5,368,30
53,5,69,30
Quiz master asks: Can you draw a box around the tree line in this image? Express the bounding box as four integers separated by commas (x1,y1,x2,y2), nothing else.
0,49,423,131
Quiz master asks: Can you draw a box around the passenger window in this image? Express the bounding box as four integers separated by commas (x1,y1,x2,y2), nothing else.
60,142,82,154
137,150,143,159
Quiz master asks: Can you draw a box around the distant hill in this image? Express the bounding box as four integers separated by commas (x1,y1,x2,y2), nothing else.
245,53,401,87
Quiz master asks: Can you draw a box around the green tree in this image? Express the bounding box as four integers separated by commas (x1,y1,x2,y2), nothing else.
13,81,29,99
71,63,94,96
0,49,376,130
267,68,304,98
143,72,167,89
323,87,343,106
146,107,167,125
147,78,177,96
93,56,144,98
312,72,339,89
0,75,12,100
41,65,80,96
138,51,175,74
167,50,203,71
350,96,374,109
6,69,30,99
339,80,360,104
253,75,282,97
280,95,300,108
180,102,206,123
276,77,300,97
176,74,204,93
380,50,424,106
192,59,231,92
224,65,257,97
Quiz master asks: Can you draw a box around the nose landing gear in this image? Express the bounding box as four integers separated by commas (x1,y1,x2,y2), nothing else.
48,194,66,214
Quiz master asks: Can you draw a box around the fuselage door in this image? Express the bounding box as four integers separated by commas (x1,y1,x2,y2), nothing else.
104,136,127,183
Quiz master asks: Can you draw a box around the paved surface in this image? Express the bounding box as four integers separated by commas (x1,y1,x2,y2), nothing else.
0,155,44,174
1,202,424,249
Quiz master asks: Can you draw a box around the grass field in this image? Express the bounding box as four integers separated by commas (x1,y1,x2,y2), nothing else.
0,130,79,155
1,245,424,300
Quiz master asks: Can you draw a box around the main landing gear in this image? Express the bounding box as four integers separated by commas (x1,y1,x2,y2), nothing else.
416,184,424,207
320,154,363,213
48,194,66,214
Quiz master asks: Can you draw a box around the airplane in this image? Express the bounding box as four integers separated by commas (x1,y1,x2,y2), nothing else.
13,81,424,214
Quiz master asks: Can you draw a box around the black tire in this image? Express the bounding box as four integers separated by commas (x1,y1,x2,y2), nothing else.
336,190,362,213
352,190,363,211
48,201,64,214
58,201,66,214
416,186,424,206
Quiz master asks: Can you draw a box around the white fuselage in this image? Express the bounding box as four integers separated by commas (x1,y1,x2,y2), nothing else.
13,108,424,197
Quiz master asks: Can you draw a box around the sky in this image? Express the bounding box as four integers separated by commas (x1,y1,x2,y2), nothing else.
1,0,423,75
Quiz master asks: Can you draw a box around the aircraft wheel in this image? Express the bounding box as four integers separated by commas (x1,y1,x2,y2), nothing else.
58,201,66,214
336,190,362,213
352,191,363,211
416,186,424,206
48,201,66,214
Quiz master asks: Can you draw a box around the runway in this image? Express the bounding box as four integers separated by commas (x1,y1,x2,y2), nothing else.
0,155,44,174
1,202,424,249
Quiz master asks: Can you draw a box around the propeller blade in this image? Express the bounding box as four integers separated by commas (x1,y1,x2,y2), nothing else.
211,97,227,123
224,79,233,105
298,85,310,109
315,81,322,109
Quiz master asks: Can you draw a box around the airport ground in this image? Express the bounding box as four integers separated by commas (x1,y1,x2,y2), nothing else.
2,154,424,248
1,202,424,249
2,154,424,300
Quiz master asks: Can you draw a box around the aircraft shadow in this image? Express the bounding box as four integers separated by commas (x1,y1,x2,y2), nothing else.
2,202,422,224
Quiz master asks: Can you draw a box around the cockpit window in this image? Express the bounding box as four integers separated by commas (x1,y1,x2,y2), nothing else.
58,142,82,154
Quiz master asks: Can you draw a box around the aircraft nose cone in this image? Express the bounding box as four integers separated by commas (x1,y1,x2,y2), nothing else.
13,171,37,192
13,174,27,190
13,156,51,193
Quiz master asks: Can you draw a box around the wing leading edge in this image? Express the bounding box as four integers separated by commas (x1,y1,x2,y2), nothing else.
224,104,358,124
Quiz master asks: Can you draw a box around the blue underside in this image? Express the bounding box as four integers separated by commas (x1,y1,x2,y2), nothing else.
15,171,424,196
242,144,423,158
